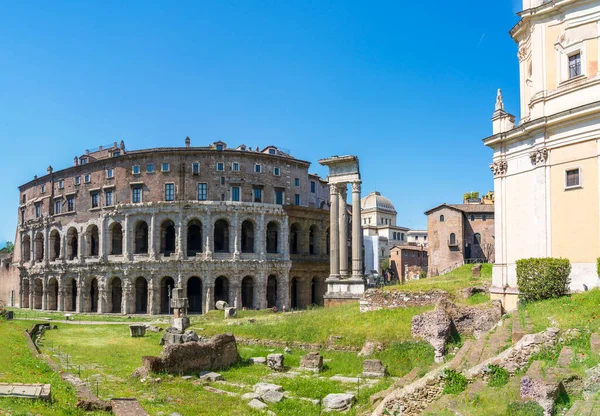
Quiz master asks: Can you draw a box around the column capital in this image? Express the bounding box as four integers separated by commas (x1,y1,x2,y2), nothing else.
329,183,340,196
351,181,362,192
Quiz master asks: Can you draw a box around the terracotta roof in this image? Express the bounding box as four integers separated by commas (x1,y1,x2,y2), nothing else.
425,203,494,215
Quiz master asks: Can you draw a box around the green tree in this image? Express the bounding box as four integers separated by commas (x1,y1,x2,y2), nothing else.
5,241,14,253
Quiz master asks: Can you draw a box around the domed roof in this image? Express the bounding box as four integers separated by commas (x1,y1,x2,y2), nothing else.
361,191,396,213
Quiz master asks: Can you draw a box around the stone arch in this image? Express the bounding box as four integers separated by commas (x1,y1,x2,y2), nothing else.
135,276,148,313
50,230,61,261
187,276,203,314
21,279,30,308
109,277,123,313
34,232,44,262
160,276,175,314
290,223,301,254
241,276,254,309
214,276,229,304
84,277,99,312
309,225,320,255
311,276,326,307
64,276,78,312
186,218,203,257
266,221,279,254
214,219,230,253
33,278,43,309
160,219,176,256
86,224,99,257
47,277,58,310
66,227,78,260
267,275,278,308
22,235,31,262
109,222,123,255
241,220,255,253
134,221,149,254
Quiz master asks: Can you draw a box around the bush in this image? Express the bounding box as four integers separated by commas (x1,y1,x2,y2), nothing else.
442,369,467,395
506,401,544,416
487,365,509,387
516,258,571,302
597,258,600,277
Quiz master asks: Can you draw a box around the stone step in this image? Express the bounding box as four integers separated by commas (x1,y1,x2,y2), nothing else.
111,398,149,416
458,336,487,371
479,320,511,361
565,400,584,416
557,347,574,367
369,368,419,405
511,314,526,343
567,397,598,416
448,339,474,370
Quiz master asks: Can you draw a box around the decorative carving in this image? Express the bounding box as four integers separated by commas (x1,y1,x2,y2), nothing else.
517,46,528,62
529,148,548,165
489,160,508,177
351,181,362,193
329,184,339,195
495,89,504,111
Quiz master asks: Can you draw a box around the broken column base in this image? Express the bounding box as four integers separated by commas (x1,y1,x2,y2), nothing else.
172,317,190,332
323,277,365,308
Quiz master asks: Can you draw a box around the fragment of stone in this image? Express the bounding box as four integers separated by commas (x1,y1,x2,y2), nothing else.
144,324,163,332
253,382,284,395
248,398,268,410
330,375,360,383
224,307,237,319
472,263,482,277
583,364,600,399
411,308,451,363
242,392,260,401
591,333,600,355
520,361,559,416
249,357,267,365
267,353,285,371
262,390,285,403
362,359,387,378
172,317,190,332
284,347,291,354
215,300,229,311
358,341,382,357
300,352,323,372
129,324,146,337
557,347,573,367
322,393,355,412
199,371,223,382
182,330,199,343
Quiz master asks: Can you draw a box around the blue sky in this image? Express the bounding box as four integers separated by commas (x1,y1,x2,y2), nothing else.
0,0,523,244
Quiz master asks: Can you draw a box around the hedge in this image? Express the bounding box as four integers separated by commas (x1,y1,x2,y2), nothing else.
516,258,571,302
597,257,600,277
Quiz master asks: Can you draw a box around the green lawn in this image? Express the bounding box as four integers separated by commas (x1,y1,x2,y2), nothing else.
6,307,163,323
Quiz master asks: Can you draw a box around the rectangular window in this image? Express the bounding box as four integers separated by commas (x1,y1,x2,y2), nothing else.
294,178,300,186
231,186,240,201
58,180,64,190
165,183,175,201
35,203,41,218
74,177,81,186
67,196,75,212
566,168,581,188
232,162,239,171
253,188,262,203
295,194,300,206
569,53,581,79
161,162,170,172
22,194,26,204
216,144,224,151
132,187,142,203
132,165,141,175
91,192,99,208
221,193,225,201
275,190,283,205
310,181,316,193
84,174,91,183
112,151,120,157
41,185,45,193
147,163,154,173
105,190,113,206
217,162,224,171
198,183,207,201
255,164,262,173
55,200,62,214
268,148,276,155
273,167,280,176
220,176,225,185
192,162,200,175
80,157,88,164
106,168,114,179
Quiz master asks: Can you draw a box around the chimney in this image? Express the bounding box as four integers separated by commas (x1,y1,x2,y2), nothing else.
86,149,90,155
185,136,191,148
120,140,125,150
47,166,53,175
74,157,79,166
113,142,118,148
99,145,103,151
34,175,37,180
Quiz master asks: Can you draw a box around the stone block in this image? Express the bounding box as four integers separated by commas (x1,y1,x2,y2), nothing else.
322,393,355,412
362,359,386,378
250,357,266,365
253,382,283,395
472,263,482,277
170,297,188,309
300,352,323,372
267,353,284,371
358,341,382,357
262,390,284,403
557,347,573,367
224,307,237,319
199,371,223,382
590,333,600,355
172,317,190,332
248,398,268,410
129,325,146,337
215,300,229,311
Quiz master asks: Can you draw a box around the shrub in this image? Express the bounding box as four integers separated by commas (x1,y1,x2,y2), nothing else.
506,401,544,416
487,365,509,387
516,258,571,302
442,369,467,395
597,257,600,277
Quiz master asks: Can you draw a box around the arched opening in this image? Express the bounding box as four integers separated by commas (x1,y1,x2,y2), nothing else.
86,225,99,257
33,278,43,309
474,233,481,245
109,223,123,255
64,277,78,312
290,223,300,254
309,225,319,255
134,221,149,254
266,222,279,254
449,233,456,245
22,279,30,308
135,277,148,313
214,276,229,304
34,232,44,262
241,220,255,253
440,215,445,222
50,230,61,261
187,219,203,257
67,228,78,260
110,277,122,313
290,277,299,309
326,228,330,255
241,276,254,309
311,277,325,307
47,278,58,310
22,236,31,262
86,278,99,312
160,219,176,256
187,276,203,314
160,276,175,314
214,219,230,253
267,275,277,308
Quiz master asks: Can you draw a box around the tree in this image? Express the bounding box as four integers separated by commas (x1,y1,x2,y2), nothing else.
380,258,389,272
5,241,14,253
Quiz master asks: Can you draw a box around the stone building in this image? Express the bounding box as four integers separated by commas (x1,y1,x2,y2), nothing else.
389,244,428,282
425,203,495,276
12,139,331,314
406,230,428,247
484,0,600,310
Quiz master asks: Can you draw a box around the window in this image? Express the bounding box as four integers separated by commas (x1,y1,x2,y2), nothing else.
55,200,62,214
401,233,405,240
22,194,26,204
255,164,262,173
253,188,262,203
112,151,121,157
84,174,91,184
566,168,581,188
424,236,427,241
105,190,113,206
161,163,170,172
268,148,276,155
58,180,64,190
80,157,88,164
132,165,141,175
165,183,175,201
220,176,225,185
482,215,487,221
232,162,239,171
74,177,81,186
470,215,475,221
275,190,284,205
449,233,456,245
440,215,444,222
294,178,300,187
474,233,481,245
415,235,419,240
310,181,316,193
106,168,114,179
231,186,240,201
41,185,45,193
67,196,75,212
221,193,225,201
198,183,207,201
35,203,41,218
216,144,224,151
403,251,408,257
273,167,280,176
569,53,581,79
295,194,300,206
192,162,199,175
91,192,99,208
147,164,154,173
132,187,142,203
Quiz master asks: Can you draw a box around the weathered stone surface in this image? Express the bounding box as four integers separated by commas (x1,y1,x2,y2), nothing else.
199,371,223,382
172,317,190,332
262,390,285,403
361,289,449,313
558,347,574,367
358,341,383,357
411,308,452,363
215,300,229,311
458,286,487,300
224,307,237,319
0,383,51,401
253,383,283,395
472,263,482,277
330,375,360,383
250,357,267,365
144,324,163,333
242,392,260,400
111,398,150,416
182,330,199,343
363,359,386,378
520,361,559,416
300,352,323,372
583,364,600,399
267,353,285,371
322,393,355,412
129,325,146,337
590,333,600,355
248,398,268,410
438,299,503,339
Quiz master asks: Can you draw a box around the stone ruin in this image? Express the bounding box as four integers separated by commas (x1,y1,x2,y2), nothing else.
299,352,323,372
159,287,199,346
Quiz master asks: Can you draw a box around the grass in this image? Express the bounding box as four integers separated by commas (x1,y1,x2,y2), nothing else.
6,307,162,323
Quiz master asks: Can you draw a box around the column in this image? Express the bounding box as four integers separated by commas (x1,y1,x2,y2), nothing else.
76,275,83,313
232,212,240,259
351,181,363,278
123,215,131,261
256,271,266,309
29,281,34,310
29,230,35,266
204,212,213,260
280,272,290,310
19,284,23,309
338,184,348,277
148,276,158,315
149,214,157,259
78,228,85,263
329,184,340,279
122,279,132,314
60,234,66,262
57,281,65,311
205,279,215,312
281,216,290,261
43,227,49,265
42,279,48,310
231,280,242,309
100,215,108,261
258,213,265,258
176,212,184,260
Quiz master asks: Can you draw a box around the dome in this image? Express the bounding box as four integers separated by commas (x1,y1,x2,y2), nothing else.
361,191,396,213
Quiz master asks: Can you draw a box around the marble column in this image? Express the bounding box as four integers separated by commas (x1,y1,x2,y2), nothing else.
232,212,240,259
29,282,34,310
205,284,215,312
57,282,65,312
329,184,340,279
123,215,131,261
204,212,213,260
351,181,363,278
339,184,348,277
231,282,242,309
42,279,48,310
149,214,157,260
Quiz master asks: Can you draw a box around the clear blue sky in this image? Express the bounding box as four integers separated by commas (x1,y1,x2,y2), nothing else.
0,0,523,245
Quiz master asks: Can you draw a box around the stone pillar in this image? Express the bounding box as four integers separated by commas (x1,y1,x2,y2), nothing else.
76,275,84,313
204,212,213,260
258,213,265,258
57,281,65,312
232,212,240,259
29,230,35,266
256,271,266,309
29,281,34,310
279,271,290,310
351,181,363,278
123,215,131,261
100,215,109,261
339,184,348,277
60,234,67,263
98,288,107,314
148,276,158,315
43,227,49,265
78,228,85,263
231,281,242,309
205,284,215,312
42,279,48,310
176,212,184,260
149,214,157,260
19,284,23,309
329,184,340,279
122,280,132,314
281,216,290,261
